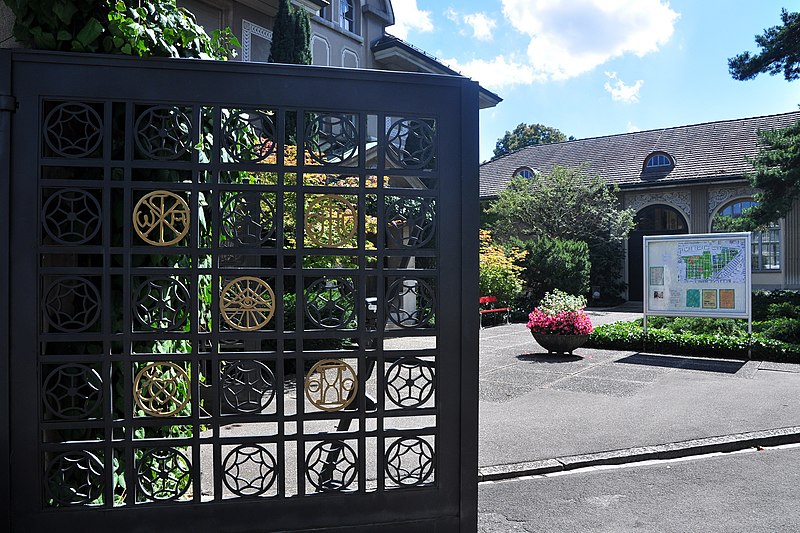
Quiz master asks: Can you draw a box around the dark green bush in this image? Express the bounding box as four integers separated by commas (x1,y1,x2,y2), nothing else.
587,319,800,363
752,290,800,320
510,236,590,318
766,301,800,320
754,317,800,344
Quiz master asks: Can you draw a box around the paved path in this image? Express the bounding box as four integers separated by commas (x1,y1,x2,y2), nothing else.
478,312,800,476
479,444,800,532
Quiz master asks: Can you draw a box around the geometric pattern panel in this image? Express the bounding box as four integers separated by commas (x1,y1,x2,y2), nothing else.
36,98,440,509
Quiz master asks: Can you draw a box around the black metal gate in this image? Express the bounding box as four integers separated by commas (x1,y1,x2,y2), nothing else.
0,49,479,532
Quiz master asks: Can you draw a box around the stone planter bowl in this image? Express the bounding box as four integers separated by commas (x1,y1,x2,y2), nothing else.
531,333,589,355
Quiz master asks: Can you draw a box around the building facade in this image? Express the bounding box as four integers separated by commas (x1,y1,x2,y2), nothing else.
479,111,800,300
1,1,500,108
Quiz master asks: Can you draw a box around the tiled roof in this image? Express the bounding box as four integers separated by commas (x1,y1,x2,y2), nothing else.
479,111,800,199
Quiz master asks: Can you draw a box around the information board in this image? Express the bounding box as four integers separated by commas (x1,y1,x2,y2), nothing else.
643,233,752,319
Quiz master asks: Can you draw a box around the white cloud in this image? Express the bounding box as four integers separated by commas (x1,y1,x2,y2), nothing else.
388,0,434,40
463,12,497,41
603,71,644,103
627,122,641,133
443,55,544,91
444,7,459,23
500,0,679,80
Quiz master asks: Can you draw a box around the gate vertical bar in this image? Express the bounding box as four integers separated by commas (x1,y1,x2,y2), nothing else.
0,49,13,531
459,78,480,531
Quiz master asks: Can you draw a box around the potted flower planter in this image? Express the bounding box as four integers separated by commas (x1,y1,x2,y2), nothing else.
531,332,589,355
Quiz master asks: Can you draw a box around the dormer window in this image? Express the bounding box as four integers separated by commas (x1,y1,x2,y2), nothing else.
514,166,536,180
644,152,674,171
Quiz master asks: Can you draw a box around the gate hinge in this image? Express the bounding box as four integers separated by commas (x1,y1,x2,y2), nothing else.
0,95,16,113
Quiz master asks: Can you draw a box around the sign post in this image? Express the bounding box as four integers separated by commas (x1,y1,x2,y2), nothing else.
643,233,752,355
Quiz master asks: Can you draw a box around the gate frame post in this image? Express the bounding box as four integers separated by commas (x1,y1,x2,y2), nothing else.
0,48,13,532
459,79,480,532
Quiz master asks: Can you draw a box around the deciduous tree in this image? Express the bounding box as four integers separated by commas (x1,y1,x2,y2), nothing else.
488,165,634,300
493,122,571,158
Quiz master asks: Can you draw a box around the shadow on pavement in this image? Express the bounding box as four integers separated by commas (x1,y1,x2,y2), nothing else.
616,353,745,374
516,353,583,364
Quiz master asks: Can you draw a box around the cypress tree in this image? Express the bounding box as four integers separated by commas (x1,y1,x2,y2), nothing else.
293,6,312,65
268,0,296,63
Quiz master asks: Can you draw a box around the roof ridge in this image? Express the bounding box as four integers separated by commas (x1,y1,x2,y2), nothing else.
486,109,800,163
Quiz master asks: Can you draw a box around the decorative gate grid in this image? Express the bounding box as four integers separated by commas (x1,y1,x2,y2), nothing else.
3,51,479,532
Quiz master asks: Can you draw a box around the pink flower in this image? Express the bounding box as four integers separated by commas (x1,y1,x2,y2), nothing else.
526,308,594,335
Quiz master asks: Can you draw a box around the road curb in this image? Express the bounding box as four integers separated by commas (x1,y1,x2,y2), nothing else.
477,426,800,482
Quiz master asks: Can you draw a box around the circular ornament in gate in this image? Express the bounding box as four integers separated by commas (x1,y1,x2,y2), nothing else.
385,277,436,329
305,440,358,492
42,363,103,420
304,359,357,412
385,436,435,487
305,276,356,329
219,276,276,331
133,277,191,332
385,357,435,409
133,362,190,417
220,360,276,413
385,196,436,248
220,191,276,246
222,444,278,497
45,450,104,506
133,190,190,246
304,113,359,165
304,195,357,248
43,276,101,333
42,188,102,245
134,105,192,160
136,447,192,501
43,102,103,158
385,118,436,170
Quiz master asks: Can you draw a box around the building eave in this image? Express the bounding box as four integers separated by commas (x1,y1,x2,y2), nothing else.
372,35,502,109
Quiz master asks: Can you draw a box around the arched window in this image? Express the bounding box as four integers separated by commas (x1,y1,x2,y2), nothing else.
513,166,536,180
635,204,687,232
711,199,780,271
339,0,355,32
644,152,674,171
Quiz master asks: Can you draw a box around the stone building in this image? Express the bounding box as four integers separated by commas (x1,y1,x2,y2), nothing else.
1,1,500,108
479,111,800,300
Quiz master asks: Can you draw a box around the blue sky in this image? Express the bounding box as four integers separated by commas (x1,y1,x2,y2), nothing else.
388,1,799,162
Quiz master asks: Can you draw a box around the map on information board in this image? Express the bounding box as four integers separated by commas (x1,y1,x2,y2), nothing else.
643,233,751,318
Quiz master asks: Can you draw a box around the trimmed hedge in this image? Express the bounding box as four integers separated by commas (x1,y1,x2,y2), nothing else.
586,319,800,363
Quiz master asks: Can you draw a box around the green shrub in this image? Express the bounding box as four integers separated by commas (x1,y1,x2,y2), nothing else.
766,301,800,320
646,316,746,336
587,319,800,363
479,230,526,307
511,236,590,316
754,317,800,344
752,290,800,320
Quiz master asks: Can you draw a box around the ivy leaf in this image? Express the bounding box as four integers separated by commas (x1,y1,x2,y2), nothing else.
56,30,72,41
75,18,104,48
52,1,78,25
30,26,57,49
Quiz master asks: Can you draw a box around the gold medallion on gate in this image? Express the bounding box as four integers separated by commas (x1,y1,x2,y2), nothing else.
304,358,357,412
133,361,190,417
304,195,357,247
219,276,276,331
133,190,190,246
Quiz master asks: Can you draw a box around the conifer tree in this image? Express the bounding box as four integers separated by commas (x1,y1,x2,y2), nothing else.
729,8,800,227
293,6,312,65
268,0,296,63
268,0,311,64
